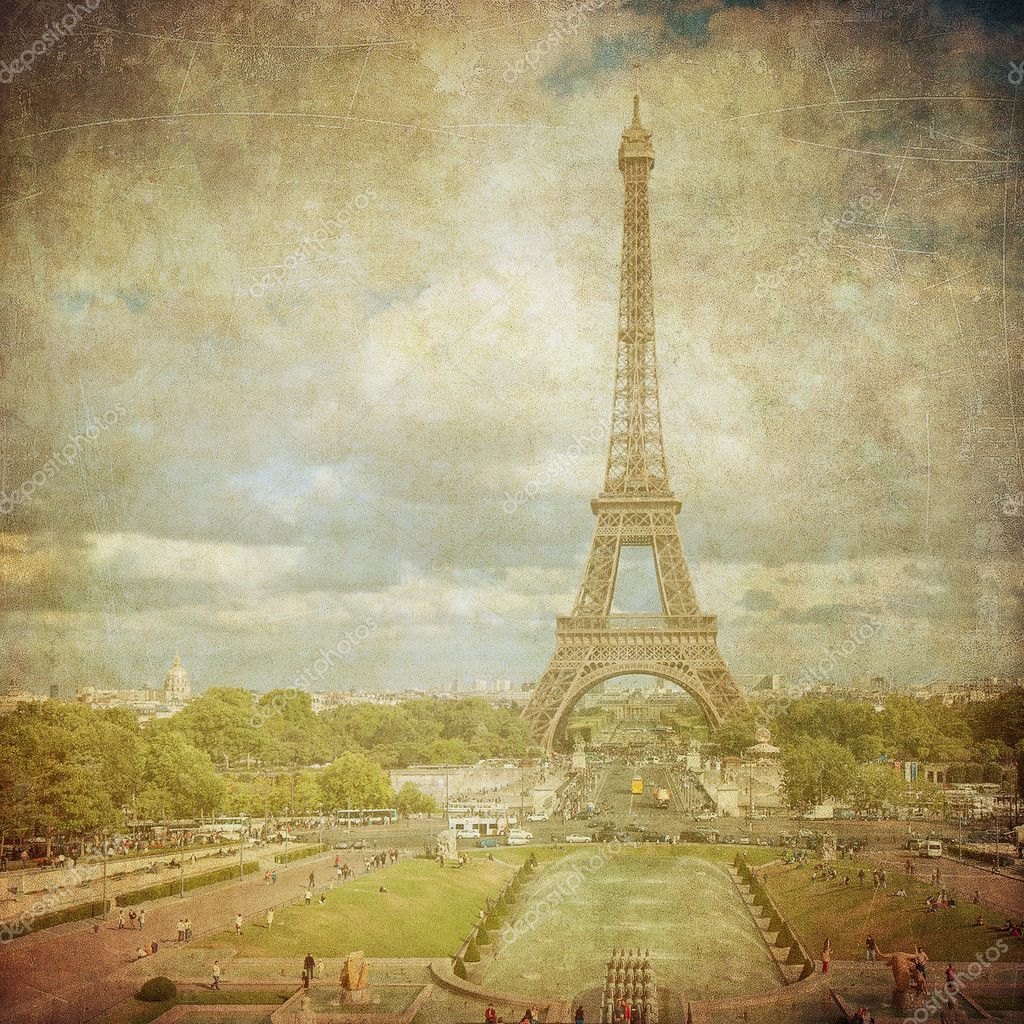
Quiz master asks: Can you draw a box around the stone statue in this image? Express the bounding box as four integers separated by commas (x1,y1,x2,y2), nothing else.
339,950,372,1004
881,950,918,1013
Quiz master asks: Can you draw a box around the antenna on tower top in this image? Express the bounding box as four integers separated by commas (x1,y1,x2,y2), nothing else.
631,62,642,125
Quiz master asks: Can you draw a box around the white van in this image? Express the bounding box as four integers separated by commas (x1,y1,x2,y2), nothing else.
921,839,942,858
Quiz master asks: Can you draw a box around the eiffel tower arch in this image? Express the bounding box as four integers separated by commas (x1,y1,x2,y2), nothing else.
522,96,749,751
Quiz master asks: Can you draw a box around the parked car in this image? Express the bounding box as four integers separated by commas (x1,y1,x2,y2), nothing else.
526,814,548,822
478,837,500,849
456,828,478,839
565,834,591,844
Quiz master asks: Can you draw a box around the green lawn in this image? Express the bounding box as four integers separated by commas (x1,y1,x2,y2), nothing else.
206,856,516,958
764,859,1024,962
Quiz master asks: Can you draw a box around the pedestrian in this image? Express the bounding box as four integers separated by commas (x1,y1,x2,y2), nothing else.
138,909,145,930
118,909,126,929
302,952,315,989
865,935,877,962
575,1005,585,1024
266,908,274,929
858,868,865,887
234,913,243,936
304,888,312,906
271,870,278,885
336,866,342,881
264,869,272,885
185,918,192,941
212,960,221,990
916,946,929,979
945,964,956,988
485,1005,497,1024
973,889,981,905
177,919,185,942
128,910,137,929
308,870,315,889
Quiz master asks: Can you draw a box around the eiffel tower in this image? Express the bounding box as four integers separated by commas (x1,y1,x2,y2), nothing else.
522,95,748,751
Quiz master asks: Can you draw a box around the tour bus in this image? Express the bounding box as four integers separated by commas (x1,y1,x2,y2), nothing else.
921,839,943,858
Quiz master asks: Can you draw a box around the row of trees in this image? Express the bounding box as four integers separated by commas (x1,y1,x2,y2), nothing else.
169,688,532,768
0,692,526,844
716,691,1024,810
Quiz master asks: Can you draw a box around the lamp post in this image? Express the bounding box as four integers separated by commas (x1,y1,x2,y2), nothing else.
179,833,184,898
101,835,108,918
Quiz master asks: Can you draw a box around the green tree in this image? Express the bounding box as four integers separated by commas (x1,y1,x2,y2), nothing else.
396,782,438,817
318,751,394,810
781,737,858,809
169,687,266,765
137,730,225,819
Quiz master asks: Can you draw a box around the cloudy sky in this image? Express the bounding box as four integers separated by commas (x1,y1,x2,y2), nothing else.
1,0,1022,697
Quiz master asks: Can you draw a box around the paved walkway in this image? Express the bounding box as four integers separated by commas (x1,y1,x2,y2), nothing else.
0,845,397,1024
869,851,1024,917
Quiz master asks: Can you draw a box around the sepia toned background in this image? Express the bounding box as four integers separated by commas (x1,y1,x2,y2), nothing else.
1,0,1022,695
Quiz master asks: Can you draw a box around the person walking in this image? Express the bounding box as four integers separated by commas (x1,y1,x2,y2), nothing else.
304,888,312,906
118,909,126,929
485,1006,497,1024
575,1005,585,1024
138,909,146,930
211,960,222,990
234,913,243,936
308,870,315,890
177,919,185,942
266,909,274,930
184,918,192,941
865,935,877,961
271,869,278,885
302,952,315,989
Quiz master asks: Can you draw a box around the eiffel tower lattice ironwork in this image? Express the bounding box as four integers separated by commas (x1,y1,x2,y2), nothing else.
522,95,748,751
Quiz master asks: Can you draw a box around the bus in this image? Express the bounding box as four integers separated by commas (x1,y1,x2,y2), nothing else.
631,776,644,796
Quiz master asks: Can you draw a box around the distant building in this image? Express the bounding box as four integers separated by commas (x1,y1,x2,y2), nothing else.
921,676,1022,705
162,653,192,704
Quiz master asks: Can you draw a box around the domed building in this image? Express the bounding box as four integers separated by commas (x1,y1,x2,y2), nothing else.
162,653,192,704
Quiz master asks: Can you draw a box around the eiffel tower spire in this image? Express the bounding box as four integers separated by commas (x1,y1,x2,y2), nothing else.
522,95,748,751
605,92,669,496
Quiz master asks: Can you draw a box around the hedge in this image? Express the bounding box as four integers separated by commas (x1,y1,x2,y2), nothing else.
453,957,468,979
274,846,320,865
116,861,259,906
22,897,111,935
464,938,481,962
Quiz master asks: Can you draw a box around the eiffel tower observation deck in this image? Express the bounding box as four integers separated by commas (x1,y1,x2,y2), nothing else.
522,96,748,751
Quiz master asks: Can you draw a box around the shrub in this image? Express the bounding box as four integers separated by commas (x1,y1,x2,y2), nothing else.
274,846,320,865
477,926,491,945
116,862,259,907
464,939,481,963
138,977,177,1002
32,899,110,933
453,957,468,979
485,912,502,931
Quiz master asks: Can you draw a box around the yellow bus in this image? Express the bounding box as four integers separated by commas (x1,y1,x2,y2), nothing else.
631,776,644,795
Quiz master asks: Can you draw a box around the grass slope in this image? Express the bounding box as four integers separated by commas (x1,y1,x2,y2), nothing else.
764,859,1024,961
209,856,515,958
